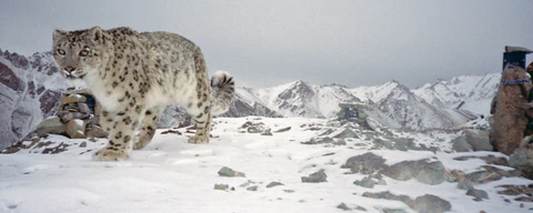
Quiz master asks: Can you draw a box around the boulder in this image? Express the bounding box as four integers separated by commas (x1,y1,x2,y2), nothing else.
410,194,451,213
510,148,533,179
266,181,284,188
218,166,246,177
301,169,327,183
452,135,473,152
341,152,387,175
353,176,376,188
465,130,492,151
61,94,86,105
491,66,531,155
65,119,86,138
382,159,447,185
36,116,65,136
466,188,489,201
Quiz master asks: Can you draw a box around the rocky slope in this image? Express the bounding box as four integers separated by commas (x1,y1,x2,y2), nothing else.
0,49,66,150
1,117,531,212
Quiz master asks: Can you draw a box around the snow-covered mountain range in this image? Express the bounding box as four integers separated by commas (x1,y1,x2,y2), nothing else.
0,49,500,149
232,73,499,129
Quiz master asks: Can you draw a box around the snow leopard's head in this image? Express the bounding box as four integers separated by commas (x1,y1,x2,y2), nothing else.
52,26,113,79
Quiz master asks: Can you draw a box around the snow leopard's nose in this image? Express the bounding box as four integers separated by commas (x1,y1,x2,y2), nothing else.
64,66,77,73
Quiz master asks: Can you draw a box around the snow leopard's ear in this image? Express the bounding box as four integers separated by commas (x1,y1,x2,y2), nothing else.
88,26,104,42
53,29,67,41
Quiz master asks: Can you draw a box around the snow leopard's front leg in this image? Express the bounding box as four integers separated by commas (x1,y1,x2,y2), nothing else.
133,106,162,150
99,110,116,133
94,108,144,161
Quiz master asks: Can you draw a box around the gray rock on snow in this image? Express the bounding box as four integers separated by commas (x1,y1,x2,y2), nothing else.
411,194,451,213
341,152,387,175
214,184,229,191
336,203,351,211
246,186,258,191
301,169,327,183
464,130,492,151
466,188,489,201
218,166,246,177
452,135,473,152
353,176,376,188
382,209,408,213
509,148,533,179
456,179,474,190
266,181,284,188
382,159,447,185
36,116,65,136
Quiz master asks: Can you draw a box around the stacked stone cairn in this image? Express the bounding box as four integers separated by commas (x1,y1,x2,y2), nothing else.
36,87,108,139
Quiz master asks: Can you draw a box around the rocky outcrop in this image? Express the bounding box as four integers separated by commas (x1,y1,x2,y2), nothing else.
0,50,66,150
491,66,532,155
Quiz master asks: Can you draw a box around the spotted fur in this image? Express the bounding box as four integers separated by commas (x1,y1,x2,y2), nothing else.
52,26,235,161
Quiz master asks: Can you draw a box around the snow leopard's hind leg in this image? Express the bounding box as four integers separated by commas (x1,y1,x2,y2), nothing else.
187,50,212,144
187,82,212,144
133,106,163,150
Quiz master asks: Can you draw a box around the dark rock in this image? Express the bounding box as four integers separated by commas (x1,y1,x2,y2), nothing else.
382,159,447,185
246,186,258,191
457,179,474,190
496,184,533,196
274,126,291,133
266,181,284,188
333,128,359,139
416,161,447,185
411,194,451,213
336,203,351,211
452,135,473,152
466,188,489,201
301,169,327,183
382,160,425,181
218,166,246,177
341,152,387,175
465,165,521,184
362,191,413,205
214,184,229,191
79,141,87,148
41,142,70,154
515,196,533,202
382,209,408,213
464,170,502,184
509,148,533,179
301,137,335,145
354,176,376,188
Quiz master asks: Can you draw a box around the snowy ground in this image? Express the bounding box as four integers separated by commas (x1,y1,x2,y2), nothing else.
1,117,532,213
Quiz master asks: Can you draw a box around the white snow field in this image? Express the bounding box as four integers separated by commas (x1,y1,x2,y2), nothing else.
1,117,532,213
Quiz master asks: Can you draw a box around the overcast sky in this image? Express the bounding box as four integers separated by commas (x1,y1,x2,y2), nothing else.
1,0,532,88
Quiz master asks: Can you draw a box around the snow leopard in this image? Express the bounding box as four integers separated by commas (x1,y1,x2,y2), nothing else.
52,26,235,161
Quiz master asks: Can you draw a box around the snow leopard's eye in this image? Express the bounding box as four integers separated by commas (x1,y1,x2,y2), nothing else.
79,49,89,57
57,49,66,56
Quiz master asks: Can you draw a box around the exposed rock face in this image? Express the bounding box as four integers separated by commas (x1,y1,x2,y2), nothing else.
491,66,531,155
0,50,66,149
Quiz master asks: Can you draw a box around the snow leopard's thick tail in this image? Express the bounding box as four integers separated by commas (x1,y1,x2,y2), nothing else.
210,70,235,115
